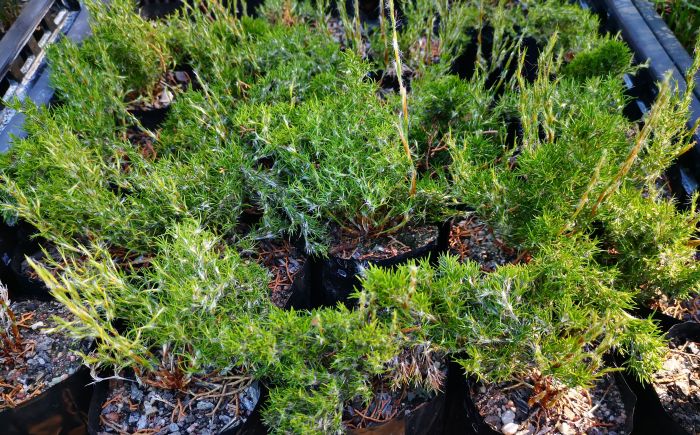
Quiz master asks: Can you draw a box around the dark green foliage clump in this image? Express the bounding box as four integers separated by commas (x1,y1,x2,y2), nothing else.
410,68,505,171
563,38,634,81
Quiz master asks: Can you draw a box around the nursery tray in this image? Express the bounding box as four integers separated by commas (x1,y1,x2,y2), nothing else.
0,0,86,152
588,0,700,200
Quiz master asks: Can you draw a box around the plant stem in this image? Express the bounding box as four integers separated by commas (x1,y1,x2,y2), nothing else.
387,0,416,197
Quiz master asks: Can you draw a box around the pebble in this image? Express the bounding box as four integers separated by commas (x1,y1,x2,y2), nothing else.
485,415,501,428
49,374,66,386
196,400,214,411
168,422,180,432
136,415,148,430
130,384,144,401
556,422,575,435
501,410,516,425
663,357,682,372
677,380,691,396
502,422,520,435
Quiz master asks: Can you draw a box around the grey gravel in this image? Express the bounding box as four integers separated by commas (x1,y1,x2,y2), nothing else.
99,377,259,434
0,300,84,409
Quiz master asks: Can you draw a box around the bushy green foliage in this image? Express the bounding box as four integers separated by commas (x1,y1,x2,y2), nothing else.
409,68,504,170
519,0,599,53
0,109,128,242
32,220,270,375
451,38,700,294
85,0,172,95
360,250,666,386
598,187,700,299
235,52,441,253
221,297,446,433
562,38,634,81
2,0,699,431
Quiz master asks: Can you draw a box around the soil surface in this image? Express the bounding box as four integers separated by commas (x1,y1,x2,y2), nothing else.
651,292,700,324
652,338,700,434
473,373,628,435
256,239,306,308
329,224,439,261
0,299,84,409
449,215,524,271
99,374,259,434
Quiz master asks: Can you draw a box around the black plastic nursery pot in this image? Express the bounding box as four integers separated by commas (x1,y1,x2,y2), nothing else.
343,362,450,435
619,322,700,435
255,237,313,310
87,375,268,435
345,391,447,435
1,220,55,301
456,371,636,435
314,224,446,308
0,365,93,435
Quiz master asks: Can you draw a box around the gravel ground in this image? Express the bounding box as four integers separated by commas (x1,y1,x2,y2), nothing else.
0,299,84,409
473,373,628,435
99,375,260,434
448,215,522,270
652,339,700,434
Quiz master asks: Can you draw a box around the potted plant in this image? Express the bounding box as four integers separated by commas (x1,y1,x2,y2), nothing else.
0,281,92,433
30,220,271,434
221,289,448,433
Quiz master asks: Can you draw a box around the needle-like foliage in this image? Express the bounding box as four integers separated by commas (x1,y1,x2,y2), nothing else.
32,220,270,377
1,0,699,431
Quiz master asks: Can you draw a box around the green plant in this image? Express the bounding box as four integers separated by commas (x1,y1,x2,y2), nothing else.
562,37,634,81
236,50,442,253
409,67,504,172
84,0,172,96
222,299,443,433
0,0,22,34
359,250,666,387
32,220,270,380
519,0,599,54
653,0,700,51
